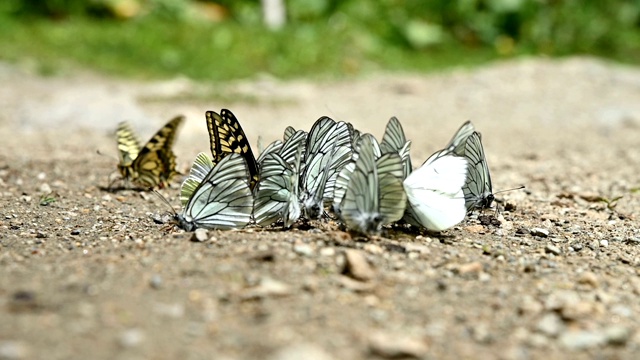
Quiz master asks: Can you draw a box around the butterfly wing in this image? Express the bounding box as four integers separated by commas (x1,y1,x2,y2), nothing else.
283,126,297,142
206,109,259,188
463,131,494,211
444,120,475,156
301,119,352,218
403,150,468,231
340,136,385,234
279,129,307,167
116,121,142,167
180,152,214,206
178,153,253,230
253,144,302,228
376,153,407,224
257,140,283,165
120,116,183,188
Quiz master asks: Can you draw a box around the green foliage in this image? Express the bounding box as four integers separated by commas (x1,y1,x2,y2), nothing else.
0,0,638,80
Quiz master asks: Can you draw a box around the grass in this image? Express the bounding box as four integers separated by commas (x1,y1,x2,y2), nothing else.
0,15,502,81
0,13,637,82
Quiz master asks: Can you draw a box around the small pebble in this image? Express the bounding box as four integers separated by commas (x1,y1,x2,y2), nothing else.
268,343,333,360
536,313,563,337
599,239,609,247
577,272,599,288
368,332,428,359
457,262,483,275
545,244,561,256
191,228,209,242
604,326,631,345
559,330,606,350
70,229,81,236
118,328,145,348
530,228,549,237
341,250,375,281
241,277,292,300
293,242,314,257
319,247,335,257
0,341,28,360
149,274,163,289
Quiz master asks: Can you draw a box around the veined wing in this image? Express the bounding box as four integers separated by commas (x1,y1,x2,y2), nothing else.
253,144,302,228
176,153,253,231
180,152,214,206
444,120,475,156
206,109,259,188
340,136,404,234
118,116,183,188
116,121,142,167
283,126,297,142
380,116,412,179
279,129,307,167
463,131,494,211
257,139,283,165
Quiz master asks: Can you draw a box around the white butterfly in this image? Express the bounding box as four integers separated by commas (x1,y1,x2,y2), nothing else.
402,150,468,231
380,116,412,179
253,134,305,228
300,117,353,219
462,131,495,211
340,136,406,234
175,153,254,231
444,120,476,156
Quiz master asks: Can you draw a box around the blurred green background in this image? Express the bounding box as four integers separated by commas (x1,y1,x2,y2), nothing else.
1,0,639,80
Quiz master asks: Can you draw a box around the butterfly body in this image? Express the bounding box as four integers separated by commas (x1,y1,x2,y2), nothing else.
116,116,183,189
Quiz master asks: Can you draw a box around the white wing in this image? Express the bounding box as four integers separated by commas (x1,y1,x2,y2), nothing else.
340,136,405,234
180,152,214,206
444,120,475,156
463,131,494,211
177,154,253,231
403,151,468,231
253,145,302,228
257,139,283,165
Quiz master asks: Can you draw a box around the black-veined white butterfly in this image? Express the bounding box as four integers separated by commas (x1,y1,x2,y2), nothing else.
339,135,406,234
253,143,303,228
300,117,352,219
444,120,475,156
380,116,412,179
402,149,468,231
462,131,495,211
175,153,254,231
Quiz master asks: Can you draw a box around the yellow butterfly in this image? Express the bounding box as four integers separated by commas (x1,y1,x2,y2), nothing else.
206,109,259,189
115,116,184,189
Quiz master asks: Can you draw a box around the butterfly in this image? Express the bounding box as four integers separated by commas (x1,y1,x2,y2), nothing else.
115,116,183,189
444,120,476,156
253,142,304,228
300,117,353,219
206,109,259,189
339,135,407,234
462,131,496,211
402,149,468,231
380,116,412,179
175,153,254,231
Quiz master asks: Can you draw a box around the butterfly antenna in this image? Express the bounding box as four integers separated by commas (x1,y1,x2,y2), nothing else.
149,188,178,216
494,185,526,195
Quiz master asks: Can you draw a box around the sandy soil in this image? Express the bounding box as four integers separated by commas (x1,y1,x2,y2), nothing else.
1,57,640,359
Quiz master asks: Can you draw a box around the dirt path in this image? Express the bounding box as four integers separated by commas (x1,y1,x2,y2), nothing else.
1,57,640,359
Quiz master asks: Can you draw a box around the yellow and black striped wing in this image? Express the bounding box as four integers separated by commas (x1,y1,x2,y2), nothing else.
206,109,259,188
116,121,142,167
118,116,183,188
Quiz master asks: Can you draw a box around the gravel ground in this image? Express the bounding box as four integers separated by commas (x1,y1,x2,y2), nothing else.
1,57,640,359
